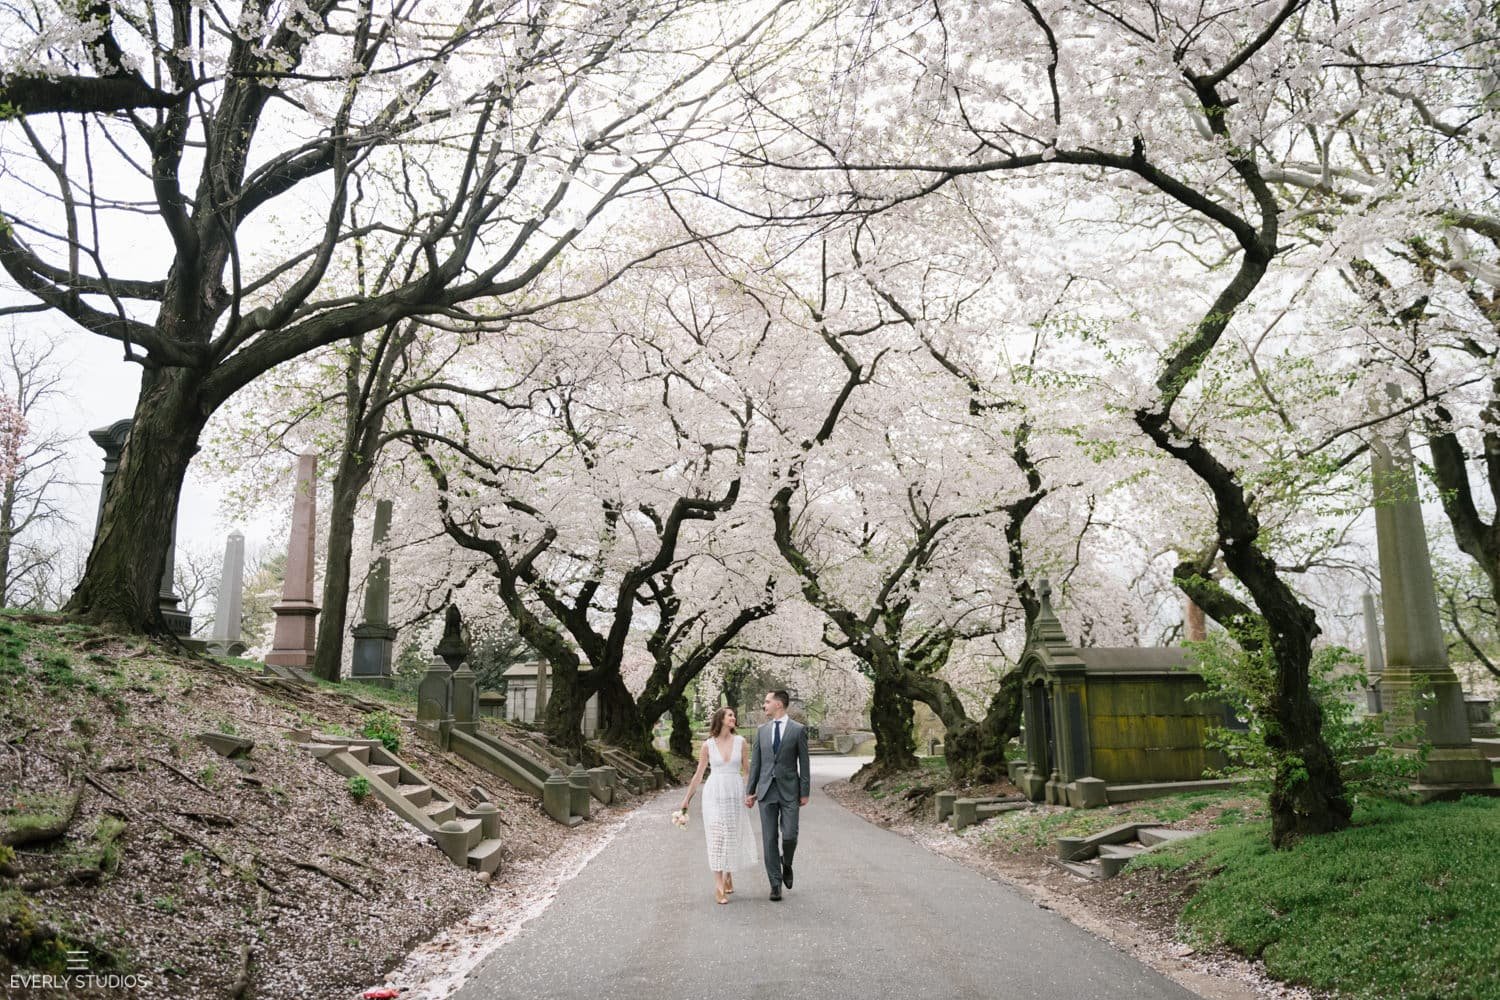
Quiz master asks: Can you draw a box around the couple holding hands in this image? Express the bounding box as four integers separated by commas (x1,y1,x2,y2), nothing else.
677,689,811,904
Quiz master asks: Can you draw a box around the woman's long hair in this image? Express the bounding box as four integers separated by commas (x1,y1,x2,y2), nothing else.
709,706,736,737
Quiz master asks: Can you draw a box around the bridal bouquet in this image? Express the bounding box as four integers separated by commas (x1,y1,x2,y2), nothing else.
670,808,689,828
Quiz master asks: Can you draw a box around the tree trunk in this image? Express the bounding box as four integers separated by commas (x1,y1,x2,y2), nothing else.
312,450,373,682
864,671,917,776
65,368,206,632
1265,630,1352,847
541,668,591,752
597,670,667,765
0,477,14,608
669,696,693,758
974,672,1024,782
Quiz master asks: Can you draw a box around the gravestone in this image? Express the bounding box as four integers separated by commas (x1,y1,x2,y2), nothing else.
1369,400,1492,787
351,499,398,685
90,419,191,636
208,531,247,656
266,451,321,668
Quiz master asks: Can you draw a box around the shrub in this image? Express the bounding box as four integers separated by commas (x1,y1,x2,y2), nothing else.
1188,631,1429,800
360,710,402,754
347,776,371,802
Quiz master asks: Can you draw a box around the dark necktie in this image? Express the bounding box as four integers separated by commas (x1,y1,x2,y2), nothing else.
773,720,782,756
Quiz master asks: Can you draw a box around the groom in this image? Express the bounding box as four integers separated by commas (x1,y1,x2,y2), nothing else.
744,689,810,901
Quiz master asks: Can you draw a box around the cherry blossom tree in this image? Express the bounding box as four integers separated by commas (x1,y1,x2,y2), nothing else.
722,0,1481,842
0,330,75,609
0,0,805,633
391,258,783,756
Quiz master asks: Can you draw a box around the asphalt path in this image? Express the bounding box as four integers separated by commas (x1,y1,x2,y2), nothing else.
452,756,1200,1000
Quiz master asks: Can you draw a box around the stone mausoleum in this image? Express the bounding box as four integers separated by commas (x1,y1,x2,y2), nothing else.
502,660,602,738
1016,582,1238,807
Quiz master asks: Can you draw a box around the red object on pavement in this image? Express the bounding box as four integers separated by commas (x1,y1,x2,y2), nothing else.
361,989,403,998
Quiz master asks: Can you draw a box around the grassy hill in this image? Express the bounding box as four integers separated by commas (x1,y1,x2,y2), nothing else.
0,613,582,999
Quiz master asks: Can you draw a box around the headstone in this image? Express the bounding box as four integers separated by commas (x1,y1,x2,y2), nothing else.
208,531,247,656
478,691,508,718
1465,697,1497,739
417,654,450,727
1370,396,1492,786
266,451,321,668
351,499,398,685
90,419,192,636
1362,590,1384,714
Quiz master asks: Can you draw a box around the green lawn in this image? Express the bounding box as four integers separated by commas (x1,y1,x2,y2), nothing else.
1131,796,1500,1000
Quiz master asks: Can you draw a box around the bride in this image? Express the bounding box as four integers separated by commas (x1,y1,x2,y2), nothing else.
678,707,760,904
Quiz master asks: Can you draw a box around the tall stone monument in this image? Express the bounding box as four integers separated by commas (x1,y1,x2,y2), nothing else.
90,419,191,636
1362,590,1384,714
266,450,321,669
1184,598,1207,642
351,499,397,686
1370,405,1492,788
208,530,247,656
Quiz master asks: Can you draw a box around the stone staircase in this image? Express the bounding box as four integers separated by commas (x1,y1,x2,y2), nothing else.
934,791,1030,830
807,737,840,756
1049,822,1200,880
298,732,504,875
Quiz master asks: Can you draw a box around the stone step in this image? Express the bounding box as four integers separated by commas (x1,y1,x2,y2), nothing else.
1047,857,1103,880
453,816,482,851
1097,842,1145,878
367,764,400,786
467,837,504,875
423,799,456,825
398,783,433,807
1137,827,1200,849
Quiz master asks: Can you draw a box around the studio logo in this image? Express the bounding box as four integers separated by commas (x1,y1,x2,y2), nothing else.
8,952,154,992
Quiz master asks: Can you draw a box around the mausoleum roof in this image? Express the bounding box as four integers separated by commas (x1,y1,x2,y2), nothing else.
1074,647,1195,675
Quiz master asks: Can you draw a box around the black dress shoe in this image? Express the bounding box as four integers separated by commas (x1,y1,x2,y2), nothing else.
769,886,783,901
782,863,793,889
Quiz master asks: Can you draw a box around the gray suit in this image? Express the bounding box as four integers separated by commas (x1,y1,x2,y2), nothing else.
746,716,810,889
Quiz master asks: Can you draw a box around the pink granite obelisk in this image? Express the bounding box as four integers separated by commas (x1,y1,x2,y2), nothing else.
266,450,321,668
1184,598,1206,642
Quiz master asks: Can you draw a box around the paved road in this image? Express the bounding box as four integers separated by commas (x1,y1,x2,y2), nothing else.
453,757,1199,1000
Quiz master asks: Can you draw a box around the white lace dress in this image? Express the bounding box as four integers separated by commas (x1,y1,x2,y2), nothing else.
700,735,759,873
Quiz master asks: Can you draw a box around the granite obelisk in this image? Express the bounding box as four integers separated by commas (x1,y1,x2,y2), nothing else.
1370,403,1491,787
266,451,321,668
209,531,247,655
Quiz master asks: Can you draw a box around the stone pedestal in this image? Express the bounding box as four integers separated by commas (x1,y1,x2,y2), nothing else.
567,765,591,820
350,499,397,684
267,451,320,668
451,663,477,735
542,771,572,825
1370,415,1492,787
90,419,191,636
350,624,397,684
